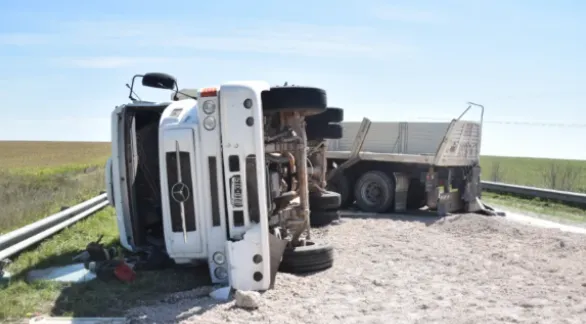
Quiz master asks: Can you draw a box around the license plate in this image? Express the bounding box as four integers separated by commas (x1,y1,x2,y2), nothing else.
230,175,243,208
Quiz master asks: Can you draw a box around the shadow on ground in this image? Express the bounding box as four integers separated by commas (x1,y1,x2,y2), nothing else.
8,240,216,319
50,265,213,317
337,206,447,226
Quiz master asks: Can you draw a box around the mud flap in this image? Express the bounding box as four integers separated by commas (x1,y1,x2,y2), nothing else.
268,233,288,289
393,172,410,212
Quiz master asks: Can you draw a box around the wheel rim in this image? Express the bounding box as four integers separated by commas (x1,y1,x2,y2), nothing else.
360,181,385,206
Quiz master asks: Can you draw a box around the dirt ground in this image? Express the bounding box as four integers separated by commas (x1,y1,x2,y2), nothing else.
126,213,586,324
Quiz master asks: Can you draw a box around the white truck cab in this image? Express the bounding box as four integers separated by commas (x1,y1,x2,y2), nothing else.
106,73,336,291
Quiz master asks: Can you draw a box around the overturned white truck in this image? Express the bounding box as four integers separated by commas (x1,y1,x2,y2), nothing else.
305,103,493,221
105,73,340,291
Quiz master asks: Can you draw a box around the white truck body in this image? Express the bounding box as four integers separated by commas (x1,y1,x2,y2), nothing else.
107,81,274,291
321,103,487,215
326,119,481,167
328,121,450,155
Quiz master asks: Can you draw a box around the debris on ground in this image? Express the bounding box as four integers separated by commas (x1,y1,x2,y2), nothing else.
234,290,262,310
0,259,11,286
27,234,137,284
209,286,231,301
27,263,96,283
28,316,127,323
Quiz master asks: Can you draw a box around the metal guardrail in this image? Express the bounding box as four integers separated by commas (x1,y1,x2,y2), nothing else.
0,194,108,263
481,181,586,206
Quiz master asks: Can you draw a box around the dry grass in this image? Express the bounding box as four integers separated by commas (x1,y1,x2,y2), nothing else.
0,141,111,233
0,141,110,173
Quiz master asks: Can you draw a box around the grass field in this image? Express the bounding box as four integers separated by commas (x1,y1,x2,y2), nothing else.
0,141,111,234
0,141,585,320
479,155,586,193
0,141,210,320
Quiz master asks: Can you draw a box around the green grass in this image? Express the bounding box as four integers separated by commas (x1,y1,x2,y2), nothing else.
482,192,586,224
0,208,210,320
479,155,586,224
0,141,211,320
480,155,586,192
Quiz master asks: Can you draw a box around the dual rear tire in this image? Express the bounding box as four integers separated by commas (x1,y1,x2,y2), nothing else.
328,170,397,213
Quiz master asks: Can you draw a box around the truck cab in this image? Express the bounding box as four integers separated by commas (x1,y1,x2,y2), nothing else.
106,73,337,291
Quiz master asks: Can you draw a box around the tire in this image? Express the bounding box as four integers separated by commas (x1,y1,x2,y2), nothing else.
279,241,334,274
354,170,395,213
309,190,342,211
306,123,343,140
261,86,327,115
310,211,340,227
327,174,353,208
306,107,344,124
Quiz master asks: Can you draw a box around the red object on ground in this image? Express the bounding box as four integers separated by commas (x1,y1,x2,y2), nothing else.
114,262,136,282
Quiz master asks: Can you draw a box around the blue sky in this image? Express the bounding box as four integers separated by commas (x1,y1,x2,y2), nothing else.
0,0,584,159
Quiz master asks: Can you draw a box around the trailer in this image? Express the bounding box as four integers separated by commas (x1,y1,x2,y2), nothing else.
319,103,491,216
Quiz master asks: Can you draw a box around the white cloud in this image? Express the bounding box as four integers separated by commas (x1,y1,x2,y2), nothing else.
57,57,170,69
1,19,415,64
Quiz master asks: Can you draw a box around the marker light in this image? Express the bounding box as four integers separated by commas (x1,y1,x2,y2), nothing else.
203,100,216,115
213,252,226,265
200,87,218,97
214,266,228,280
204,116,216,130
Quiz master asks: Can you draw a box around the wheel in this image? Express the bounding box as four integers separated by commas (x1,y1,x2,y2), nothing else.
309,190,342,211
306,107,344,124
327,174,353,208
310,211,340,227
261,86,327,115
306,124,343,140
406,179,426,209
279,241,334,274
354,170,395,213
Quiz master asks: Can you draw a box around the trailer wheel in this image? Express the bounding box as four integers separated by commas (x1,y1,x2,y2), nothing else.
279,241,334,274
306,107,344,124
309,190,342,211
261,86,327,115
327,174,352,208
310,211,340,227
307,123,343,140
354,171,395,213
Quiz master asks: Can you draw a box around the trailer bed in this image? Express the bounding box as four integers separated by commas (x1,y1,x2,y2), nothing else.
326,151,435,165
326,118,482,167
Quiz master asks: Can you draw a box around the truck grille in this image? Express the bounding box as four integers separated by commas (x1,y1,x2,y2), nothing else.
208,156,221,227
165,151,196,232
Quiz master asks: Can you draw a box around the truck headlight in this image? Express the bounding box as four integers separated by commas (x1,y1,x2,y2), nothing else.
214,266,228,280
202,100,216,115
212,252,226,265
203,116,216,130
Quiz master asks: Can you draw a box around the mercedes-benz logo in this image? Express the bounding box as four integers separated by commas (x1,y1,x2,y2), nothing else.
171,182,190,203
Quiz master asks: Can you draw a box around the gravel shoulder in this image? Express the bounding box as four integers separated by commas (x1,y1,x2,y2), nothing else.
127,213,586,324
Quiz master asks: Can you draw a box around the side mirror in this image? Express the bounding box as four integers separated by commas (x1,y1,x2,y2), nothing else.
142,72,177,90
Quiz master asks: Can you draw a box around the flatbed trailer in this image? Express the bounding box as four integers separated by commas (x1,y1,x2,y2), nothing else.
323,103,495,215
